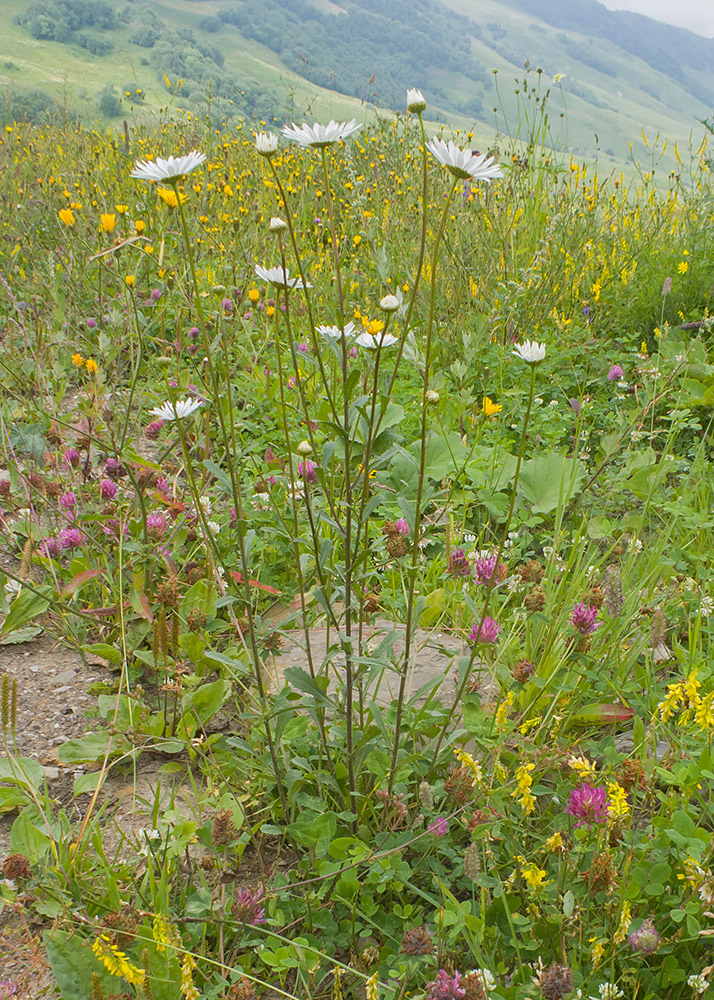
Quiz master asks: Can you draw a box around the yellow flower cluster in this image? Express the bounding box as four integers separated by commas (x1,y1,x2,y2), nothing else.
607,781,630,820
613,900,632,945
453,748,483,784
658,669,714,729
568,755,597,780
513,762,536,814
91,935,144,985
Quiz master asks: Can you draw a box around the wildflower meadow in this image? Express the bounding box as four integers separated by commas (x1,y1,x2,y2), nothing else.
2,81,714,1000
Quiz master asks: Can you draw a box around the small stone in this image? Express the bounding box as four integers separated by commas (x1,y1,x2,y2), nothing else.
43,767,60,781
52,736,69,746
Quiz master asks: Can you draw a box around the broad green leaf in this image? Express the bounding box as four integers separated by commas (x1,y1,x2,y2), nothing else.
518,453,584,514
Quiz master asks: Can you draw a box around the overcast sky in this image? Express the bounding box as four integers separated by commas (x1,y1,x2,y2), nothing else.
598,0,714,37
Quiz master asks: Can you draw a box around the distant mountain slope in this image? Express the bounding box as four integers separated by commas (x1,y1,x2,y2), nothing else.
0,0,711,170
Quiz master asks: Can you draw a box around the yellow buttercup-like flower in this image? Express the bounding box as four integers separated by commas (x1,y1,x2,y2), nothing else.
157,187,186,208
71,353,84,367
125,275,135,288
100,213,116,233
58,208,75,227
85,358,98,374
482,395,503,417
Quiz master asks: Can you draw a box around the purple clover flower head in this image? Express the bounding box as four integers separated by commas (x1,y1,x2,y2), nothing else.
298,341,310,353
105,458,126,481
473,554,507,586
298,459,317,483
233,887,266,925
156,477,169,494
100,479,117,500
58,527,84,551
395,517,409,536
145,419,164,439
59,491,76,510
566,783,608,828
147,512,167,539
628,919,661,955
102,518,128,541
188,326,200,339
40,537,59,558
188,344,200,355
150,288,162,302
222,297,233,312
63,448,80,468
469,616,501,644
608,364,624,381
169,379,178,389
349,346,358,358
427,970,465,1000
448,547,471,577
571,602,601,635
428,816,448,837
86,317,97,329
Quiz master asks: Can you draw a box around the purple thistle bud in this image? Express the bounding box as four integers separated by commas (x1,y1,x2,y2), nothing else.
395,517,409,536
469,616,501,644
40,537,59,558
188,326,200,339
608,364,624,381
297,459,317,483
232,887,266,925
63,448,80,468
100,479,117,500
86,317,97,329
59,491,76,510
188,344,200,355
147,512,167,539
448,547,471,577
428,816,449,837
222,297,233,312
571,602,601,635
628,919,661,955
565,783,608,828
57,527,84,550
104,458,126,480
473,554,507,586
145,419,164,439
427,970,465,1000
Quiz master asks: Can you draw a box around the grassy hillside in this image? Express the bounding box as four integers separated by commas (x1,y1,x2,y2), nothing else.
0,0,712,173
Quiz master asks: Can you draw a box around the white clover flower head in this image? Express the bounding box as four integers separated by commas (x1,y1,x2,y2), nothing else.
590,985,624,1000
254,264,310,290
282,119,362,148
269,216,288,233
466,969,496,993
255,132,279,157
512,340,546,364
688,974,710,996
130,150,205,183
379,294,399,313
426,138,503,182
149,398,204,421
318,322,357,340
355,330,398,349
406,88,427,113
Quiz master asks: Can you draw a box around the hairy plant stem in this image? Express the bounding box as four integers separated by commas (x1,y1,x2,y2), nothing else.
429,361,538,769
387,177,458,796
173,182,288,817
320,145,356,814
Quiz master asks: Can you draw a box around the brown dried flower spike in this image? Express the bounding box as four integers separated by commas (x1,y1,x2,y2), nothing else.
400,925,433,955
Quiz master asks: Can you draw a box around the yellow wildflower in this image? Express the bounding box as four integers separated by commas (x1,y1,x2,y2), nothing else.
695,692,714,729
366,972,379,1000
482,396,503,417
125,275,135,288
613,901,632,945
353,234,362,246
180,952,199,1000
248,288,260,304
453,748,483,784
546,831,564,853
495,690,514,731
71,353,84,367
266,305,275,318
513,762,536,814
366,319,384,335
115,204,128,214
521,861,547,890
92,935,144,985
85,358,98,374
568,755,597,781
100,213,116,233
58,208,75,227
157,187,185,208
590,937,605,966
678,260,689,274
607,781,630,820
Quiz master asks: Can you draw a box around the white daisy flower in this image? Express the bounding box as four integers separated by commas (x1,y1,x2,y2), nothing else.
407,88,427,113
255,132,279,157
269,216,288,232
355,331,399,349
512,340,546,364
282,119,362,148
149,398,204,421
254,264,309,289
426,138,503,182
130,150,205,183
318,322,357,340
